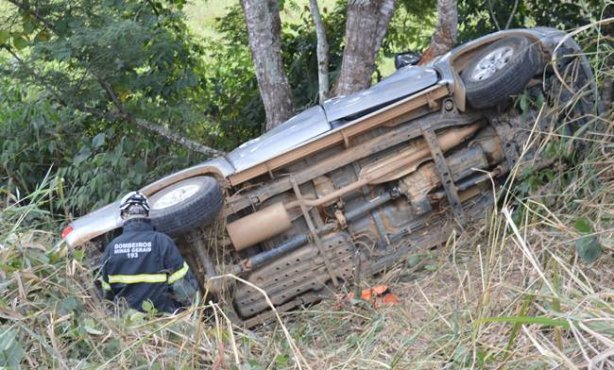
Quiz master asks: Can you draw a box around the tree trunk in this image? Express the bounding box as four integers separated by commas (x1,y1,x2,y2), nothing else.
373,0,397,56
333,0,397,97
309,0,330,103
419,0,457,65
241,0,295,131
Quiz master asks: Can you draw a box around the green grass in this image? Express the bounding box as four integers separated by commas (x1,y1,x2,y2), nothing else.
1,10,612,370
184,0,236,39
184,0,338,40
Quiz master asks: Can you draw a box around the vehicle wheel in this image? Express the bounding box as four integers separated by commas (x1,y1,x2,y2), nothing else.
462,36,541,109
149,176,223,235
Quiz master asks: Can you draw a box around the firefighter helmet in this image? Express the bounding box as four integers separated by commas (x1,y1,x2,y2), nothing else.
119,191,151,219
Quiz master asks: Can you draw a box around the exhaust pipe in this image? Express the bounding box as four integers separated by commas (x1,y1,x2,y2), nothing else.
227,124,480,251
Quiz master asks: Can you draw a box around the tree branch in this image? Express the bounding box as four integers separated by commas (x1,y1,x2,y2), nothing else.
504,0,519,30
130,117,224,157
2,45,23,63
96,75,225,156
309,0,330,103
487,0,500,30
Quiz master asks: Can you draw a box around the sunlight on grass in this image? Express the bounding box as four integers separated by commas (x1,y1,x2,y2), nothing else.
184,0,236,39
184,0,338,40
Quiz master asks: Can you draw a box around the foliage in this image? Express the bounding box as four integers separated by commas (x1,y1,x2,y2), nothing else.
281,2,347,108
2,0,207,126
199,1,346,136
0,78,204,216
383,0,438,55
457,0,605,42
0,1,612,368
0,0,212,216
1,0,610,222
199,5,265,144
207,0,436,114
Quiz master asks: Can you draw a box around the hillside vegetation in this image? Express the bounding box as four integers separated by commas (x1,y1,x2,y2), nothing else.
2,103,611,369
0,0,612,369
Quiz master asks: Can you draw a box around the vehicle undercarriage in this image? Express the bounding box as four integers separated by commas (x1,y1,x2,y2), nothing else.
176,62,593,327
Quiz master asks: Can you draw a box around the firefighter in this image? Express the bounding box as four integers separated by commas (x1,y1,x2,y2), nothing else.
99,191,198,313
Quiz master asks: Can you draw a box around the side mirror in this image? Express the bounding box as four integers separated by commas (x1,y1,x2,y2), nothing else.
394,51,422,69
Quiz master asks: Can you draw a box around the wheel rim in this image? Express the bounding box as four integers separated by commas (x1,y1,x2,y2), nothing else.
152,184,200,210
470,46,514,81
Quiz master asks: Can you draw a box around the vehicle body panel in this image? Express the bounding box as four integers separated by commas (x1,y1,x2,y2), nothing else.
63,201,121,247
321,67,438,122
227,105,330,172
227,68,439,172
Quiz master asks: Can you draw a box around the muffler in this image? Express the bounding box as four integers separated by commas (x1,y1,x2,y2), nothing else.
227,202,293,251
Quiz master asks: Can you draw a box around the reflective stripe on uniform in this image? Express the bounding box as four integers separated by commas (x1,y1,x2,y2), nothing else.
108,273,167,284
168,262,190,284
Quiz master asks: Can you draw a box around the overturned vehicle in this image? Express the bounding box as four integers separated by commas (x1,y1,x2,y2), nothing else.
63,28,598,326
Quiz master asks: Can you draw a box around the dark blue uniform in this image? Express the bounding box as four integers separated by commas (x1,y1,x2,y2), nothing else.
100,219,197,313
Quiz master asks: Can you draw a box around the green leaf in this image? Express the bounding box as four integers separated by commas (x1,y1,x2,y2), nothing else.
576,236,602,263
126,310,146,325
274,354,290,368
407,254,423,268
22,19,36,34
72,146,91,165
141,299,156,314
0,327,25,368
103,338,121,357
34,31,51,42
536,92,545,107
0,30,9,45
519,94,528,112
574,218,593,234
73,250,85,262
82,318,103,335
92,133,106,149
58,296,81,315
12,35,28,50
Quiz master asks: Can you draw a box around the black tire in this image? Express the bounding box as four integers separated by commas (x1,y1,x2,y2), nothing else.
149,176,223,235
462,36,541,109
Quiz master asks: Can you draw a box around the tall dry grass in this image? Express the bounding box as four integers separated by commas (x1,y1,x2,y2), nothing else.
1,21,612,370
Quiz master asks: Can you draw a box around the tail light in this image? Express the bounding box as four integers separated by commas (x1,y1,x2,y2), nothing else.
61,225,73,239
